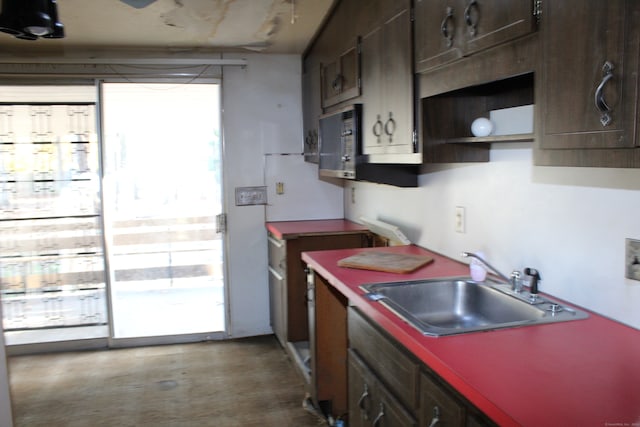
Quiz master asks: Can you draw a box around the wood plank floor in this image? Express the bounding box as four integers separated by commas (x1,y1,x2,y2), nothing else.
8,335,326,427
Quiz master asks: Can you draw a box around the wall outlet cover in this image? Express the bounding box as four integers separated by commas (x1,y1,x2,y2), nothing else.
235,186,268,206
625,238,640,281
455,206,465,233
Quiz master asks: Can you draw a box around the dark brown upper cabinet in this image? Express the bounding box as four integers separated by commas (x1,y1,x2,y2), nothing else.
535,0,640,167
414,0,538,73
320,39,361,109
361,0,419,162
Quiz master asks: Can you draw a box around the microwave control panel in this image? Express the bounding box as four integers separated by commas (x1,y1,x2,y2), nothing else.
341,113,356,178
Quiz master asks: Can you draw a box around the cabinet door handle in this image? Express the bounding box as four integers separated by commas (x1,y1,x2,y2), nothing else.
372,402,385,427
332,74,343,93
384,112,396,141
440,7,455,48
428,405,441,427
268,266,283,281
373,114,384,143
595,61,614,127
464,0,479,36
357,383,370,420
268,236,284,248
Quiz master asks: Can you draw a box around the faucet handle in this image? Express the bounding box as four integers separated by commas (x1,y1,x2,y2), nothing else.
524,268,542,295
510,270,522,292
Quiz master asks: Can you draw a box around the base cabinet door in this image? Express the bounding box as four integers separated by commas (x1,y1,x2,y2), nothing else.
349,350,417,427
348,349,375,427
267,230,370,349
347,307,497,427
419,371,465,427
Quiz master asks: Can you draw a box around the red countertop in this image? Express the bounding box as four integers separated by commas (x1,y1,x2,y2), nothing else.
301,245,640,427
266,219,368,240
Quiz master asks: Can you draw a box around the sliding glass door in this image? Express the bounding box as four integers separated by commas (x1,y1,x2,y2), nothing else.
0,86,108,345
102,82,225,339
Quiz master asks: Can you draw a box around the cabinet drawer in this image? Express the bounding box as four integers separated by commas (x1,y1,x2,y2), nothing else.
267,234,286,274
348,307,419,411
420,371,465,427
349,349,417,427
268,265,286,346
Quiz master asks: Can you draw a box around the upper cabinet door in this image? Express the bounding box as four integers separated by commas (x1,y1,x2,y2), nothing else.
321,41,361,109
539,0,636,150
361,1,416,158
414,0,464,73
415,0,536,73
462,0,536,54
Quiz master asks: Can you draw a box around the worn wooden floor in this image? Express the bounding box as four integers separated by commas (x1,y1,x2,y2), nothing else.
9,335,325,427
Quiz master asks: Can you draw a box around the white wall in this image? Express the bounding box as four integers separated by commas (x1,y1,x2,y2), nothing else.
221,54,343,337
345,143,640,329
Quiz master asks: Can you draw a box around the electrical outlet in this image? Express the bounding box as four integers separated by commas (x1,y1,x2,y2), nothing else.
625,238,640,281
455,206,465,233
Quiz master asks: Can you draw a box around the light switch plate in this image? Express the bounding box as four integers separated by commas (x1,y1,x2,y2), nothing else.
235,186,267,206
625,238,640,281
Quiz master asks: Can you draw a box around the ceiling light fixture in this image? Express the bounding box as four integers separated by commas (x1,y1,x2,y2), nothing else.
119,0,157,9
0,0,64,40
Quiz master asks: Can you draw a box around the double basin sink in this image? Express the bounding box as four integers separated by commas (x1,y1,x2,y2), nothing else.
361,277,589,336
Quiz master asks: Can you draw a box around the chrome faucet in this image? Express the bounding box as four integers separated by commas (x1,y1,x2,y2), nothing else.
461,252,520,291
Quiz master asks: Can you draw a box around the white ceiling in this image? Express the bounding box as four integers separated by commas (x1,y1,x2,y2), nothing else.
0,0,335,59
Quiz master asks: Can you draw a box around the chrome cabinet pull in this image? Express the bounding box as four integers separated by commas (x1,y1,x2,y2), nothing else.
464,0,479,36
372,402,385,427
428,405,441,427
267,236,284,248
595,61,614,126
384,112,396,142
357,383,370,420
373,114,384,143
268,266,283,281
440,7,455,47
332,74,343,93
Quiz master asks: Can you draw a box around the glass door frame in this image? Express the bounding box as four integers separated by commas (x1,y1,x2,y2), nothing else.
97,78,230,348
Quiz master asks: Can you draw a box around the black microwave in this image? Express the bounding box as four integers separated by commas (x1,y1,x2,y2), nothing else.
318,104,361,179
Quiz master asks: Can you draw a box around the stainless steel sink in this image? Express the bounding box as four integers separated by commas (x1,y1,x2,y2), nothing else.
361,277,589,336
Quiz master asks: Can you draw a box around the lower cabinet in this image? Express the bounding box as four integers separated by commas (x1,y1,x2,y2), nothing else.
268,230,371,347
349,350,417,427
419,371,465,426
347,306,497,427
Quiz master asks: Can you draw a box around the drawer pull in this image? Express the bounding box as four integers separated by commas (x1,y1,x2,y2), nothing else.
357,383,370,420
428,405,441,427
268,236,284,248
372,402,385,427
268,266,283,281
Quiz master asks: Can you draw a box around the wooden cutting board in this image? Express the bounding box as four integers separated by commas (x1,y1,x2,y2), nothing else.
337,251,434,274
